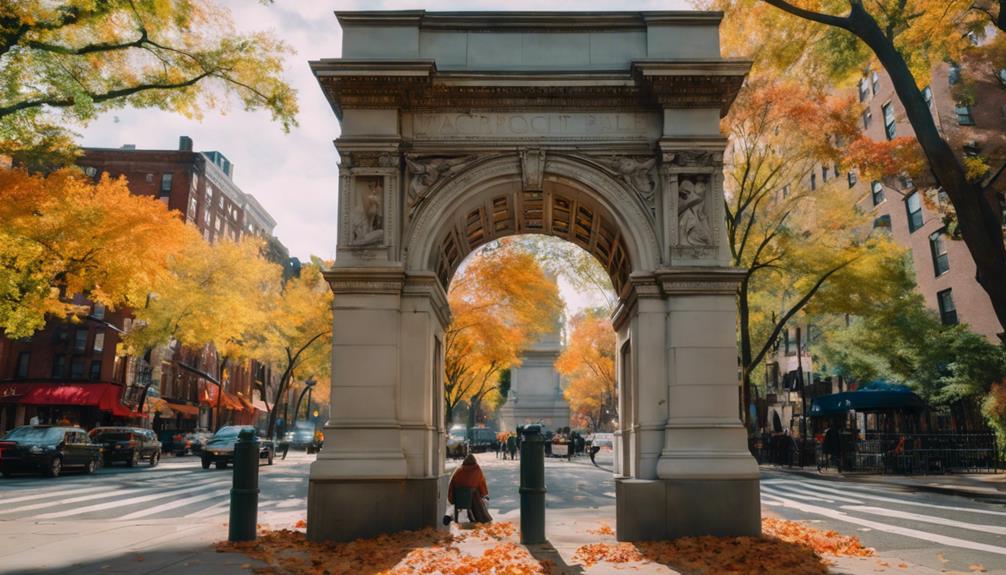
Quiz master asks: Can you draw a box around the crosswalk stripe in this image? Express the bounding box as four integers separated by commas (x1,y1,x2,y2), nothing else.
842,505,1006,536
763,484,864,504
761,485,840,504
768,479,1006,517
35,479,231,519
761,492,1006,556
118,488,230,520
1,485,115,505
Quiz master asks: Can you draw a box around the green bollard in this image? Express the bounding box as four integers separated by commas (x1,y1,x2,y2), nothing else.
229,428,260,542
519,424,546,544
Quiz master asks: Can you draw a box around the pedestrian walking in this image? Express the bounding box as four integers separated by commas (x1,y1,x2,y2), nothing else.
506,433,517,460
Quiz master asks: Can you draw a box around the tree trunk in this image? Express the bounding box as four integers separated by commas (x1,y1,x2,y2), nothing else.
848,7,1006,341
738,274,754,429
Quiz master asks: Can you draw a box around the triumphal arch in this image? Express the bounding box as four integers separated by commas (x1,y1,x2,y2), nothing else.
308,10,759,542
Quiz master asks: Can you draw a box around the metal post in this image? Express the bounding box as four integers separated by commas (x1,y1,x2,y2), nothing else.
229,428,260,541
518,424,546,544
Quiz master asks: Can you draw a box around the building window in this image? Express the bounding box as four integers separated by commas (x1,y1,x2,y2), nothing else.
871,181,885,206
784,328,797,356
810,173,817,191
160,173,173,196
782,184,790,198
955,104,975,126
16,352,30,378
862,109,872,129
52,355,66,378
906,192,924,232
859,78,869,102
70,357,85,379
93,331,105,353
937,289,958,325
74,329,88,353
871,71,880,95
930,230,950,276
948,64,961,85
923,86,933,108
873,214,892,233
89,361,102,381
882,102,896,140
92,303,105,320
822,165,829,182
145,173,154,183
899,175,914,189
848,171,857,188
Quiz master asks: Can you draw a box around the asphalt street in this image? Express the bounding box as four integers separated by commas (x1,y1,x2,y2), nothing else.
0,450,310,523
1,450,1004,574
762,469,1006,574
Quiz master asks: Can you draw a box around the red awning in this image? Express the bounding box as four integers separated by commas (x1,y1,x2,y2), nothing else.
15,383,139,417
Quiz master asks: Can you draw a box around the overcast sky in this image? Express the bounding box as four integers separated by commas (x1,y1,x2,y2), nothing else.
80,0,692,313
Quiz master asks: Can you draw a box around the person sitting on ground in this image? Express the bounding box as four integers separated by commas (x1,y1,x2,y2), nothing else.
447,453,492,523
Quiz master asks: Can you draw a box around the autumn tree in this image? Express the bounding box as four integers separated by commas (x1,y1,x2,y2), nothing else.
512,235,618,312
0,168,192,337
124,235,281,429
444,240,563,425
706,0,1006,341
556,309,617,432
246,261,333,439
724,78,909,427
0,0,298,169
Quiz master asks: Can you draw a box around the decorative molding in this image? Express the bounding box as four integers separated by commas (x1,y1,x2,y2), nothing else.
343,151,401,169
520,148,545,191
663,150,723,168
324,267,406,295
655,267,745,296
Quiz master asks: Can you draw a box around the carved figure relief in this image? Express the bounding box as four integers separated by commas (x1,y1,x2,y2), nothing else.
596,156,657,207
677,176,713,247
405,155,477,215
665,150,723,168
349,176,385,246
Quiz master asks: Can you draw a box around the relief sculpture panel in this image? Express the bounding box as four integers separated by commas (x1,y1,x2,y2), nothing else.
348,175,385,246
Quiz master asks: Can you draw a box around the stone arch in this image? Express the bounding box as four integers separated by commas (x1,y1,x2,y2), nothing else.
404,153,660,297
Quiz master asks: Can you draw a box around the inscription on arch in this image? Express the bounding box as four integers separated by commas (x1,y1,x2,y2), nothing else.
408,112,660,141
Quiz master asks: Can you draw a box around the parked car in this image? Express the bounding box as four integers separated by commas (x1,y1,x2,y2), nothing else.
446,425,468,458
201,426,275,469
173,430,212,456
0,425,102,478
89,427,162,467
467,427,497,453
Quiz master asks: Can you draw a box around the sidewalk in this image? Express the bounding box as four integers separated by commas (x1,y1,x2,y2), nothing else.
764,463,1006,501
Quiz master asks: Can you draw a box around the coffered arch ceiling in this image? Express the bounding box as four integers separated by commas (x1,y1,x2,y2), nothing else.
432,177,632,296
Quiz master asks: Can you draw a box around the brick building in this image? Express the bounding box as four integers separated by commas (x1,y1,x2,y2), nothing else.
0,137,288,438
761,54,1006,435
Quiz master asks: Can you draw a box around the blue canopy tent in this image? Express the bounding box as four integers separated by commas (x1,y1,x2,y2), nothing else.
810,381,926,417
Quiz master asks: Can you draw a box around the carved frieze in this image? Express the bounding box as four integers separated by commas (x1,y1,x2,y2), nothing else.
343,152,400,169
663,150,724,168
404,154,480,219
594,156,657,212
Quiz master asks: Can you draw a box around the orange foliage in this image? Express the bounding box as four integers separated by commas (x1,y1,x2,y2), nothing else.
846,137,927,182
556,310,616,431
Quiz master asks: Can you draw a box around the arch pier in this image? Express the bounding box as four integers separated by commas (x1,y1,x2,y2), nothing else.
308,10,759,542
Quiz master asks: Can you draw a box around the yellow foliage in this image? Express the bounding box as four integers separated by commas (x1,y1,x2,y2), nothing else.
444,239,562,420
556,309,617,431
0,167,191,337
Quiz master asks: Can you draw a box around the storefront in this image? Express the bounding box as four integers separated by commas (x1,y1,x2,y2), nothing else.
0,382,139,432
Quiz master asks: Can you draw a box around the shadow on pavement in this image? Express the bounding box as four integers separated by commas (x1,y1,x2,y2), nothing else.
5,543,264,575
527,541,587,575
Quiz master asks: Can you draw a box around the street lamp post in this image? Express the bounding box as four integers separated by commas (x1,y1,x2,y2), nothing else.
176,362,224,431
292,379,316,427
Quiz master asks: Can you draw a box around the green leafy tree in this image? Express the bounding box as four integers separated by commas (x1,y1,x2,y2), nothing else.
0,0,298,169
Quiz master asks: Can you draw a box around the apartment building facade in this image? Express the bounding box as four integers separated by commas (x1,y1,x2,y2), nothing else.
0,137,286,435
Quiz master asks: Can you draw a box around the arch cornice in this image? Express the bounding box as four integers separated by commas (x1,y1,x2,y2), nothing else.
403,153,661,284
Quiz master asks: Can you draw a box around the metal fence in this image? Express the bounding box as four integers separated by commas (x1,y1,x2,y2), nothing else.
821,433,1002,474
754,433,1002,474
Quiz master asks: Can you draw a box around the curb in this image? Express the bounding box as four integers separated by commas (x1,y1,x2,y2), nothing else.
763,465,1006,503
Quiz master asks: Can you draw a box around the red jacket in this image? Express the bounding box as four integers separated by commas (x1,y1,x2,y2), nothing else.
448,463,488,503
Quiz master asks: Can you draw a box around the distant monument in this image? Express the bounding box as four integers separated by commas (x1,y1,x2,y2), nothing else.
497,321,570,432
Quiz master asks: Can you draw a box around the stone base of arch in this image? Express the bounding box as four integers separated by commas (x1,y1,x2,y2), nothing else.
616,478,761,541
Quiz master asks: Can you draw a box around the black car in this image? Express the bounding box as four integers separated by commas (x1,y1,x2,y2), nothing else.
89,427,162,467
0,426,103,478
284,423,318,451
201,426,275,469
